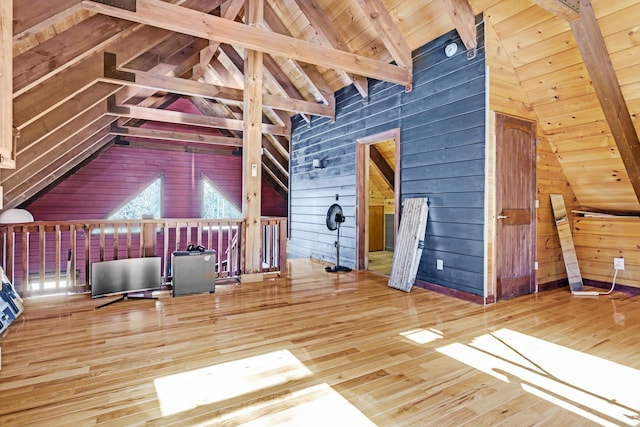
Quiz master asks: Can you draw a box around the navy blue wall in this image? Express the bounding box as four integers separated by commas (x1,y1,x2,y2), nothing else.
289,21,486,296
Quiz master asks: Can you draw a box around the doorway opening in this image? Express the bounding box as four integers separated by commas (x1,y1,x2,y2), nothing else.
356,129,400,274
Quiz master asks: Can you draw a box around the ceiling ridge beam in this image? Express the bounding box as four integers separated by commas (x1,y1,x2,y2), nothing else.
570,0,640,201
81,0,411,86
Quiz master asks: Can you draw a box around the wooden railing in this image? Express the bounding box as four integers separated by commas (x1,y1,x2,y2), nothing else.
0,217,287,297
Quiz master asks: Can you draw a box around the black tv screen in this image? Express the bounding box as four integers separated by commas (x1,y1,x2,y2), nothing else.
91,257,162,298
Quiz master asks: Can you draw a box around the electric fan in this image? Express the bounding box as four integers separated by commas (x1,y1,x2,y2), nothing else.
325,203,352,273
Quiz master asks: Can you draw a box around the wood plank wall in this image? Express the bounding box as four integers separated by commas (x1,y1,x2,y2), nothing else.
573,217,640,290
485,18,579,287
289,24,487,296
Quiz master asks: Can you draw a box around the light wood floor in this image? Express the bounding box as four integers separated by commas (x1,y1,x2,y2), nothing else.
368,250,394,276
1,259,639,426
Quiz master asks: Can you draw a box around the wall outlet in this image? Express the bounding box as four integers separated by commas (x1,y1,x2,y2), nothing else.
534,261,538,270
614,257,625,270
436,259,443,270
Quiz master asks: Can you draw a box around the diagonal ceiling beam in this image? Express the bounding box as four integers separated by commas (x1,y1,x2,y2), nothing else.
355,0,412,72
263,3,334,109
191,0,242,80
569,0,640,202
531,0,580,21
369,145,394,189
293,0,369,98
81,0,411,86
441,0,477,50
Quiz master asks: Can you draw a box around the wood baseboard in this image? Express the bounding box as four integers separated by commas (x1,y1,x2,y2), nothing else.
537,278,640,296
582,279,640,296
537,278,569,292
414,279,491,305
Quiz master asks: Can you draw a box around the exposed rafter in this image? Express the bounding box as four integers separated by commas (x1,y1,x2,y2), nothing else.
355,0,412,75
369,145,394,189
570,0,640,202
81,0,411,86
441,0,477,50
101,54,335,118
293,0,369,98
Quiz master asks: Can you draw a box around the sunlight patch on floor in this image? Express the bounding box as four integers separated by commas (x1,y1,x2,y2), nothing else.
154,349,312,416
194,383,377,427
400,328,443,344
437,328,640,426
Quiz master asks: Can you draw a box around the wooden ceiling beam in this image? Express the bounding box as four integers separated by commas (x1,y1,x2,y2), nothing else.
293,0,369,98
110,124,244,147
13,0,81,41
102,57,334,118
218,44,313,123
192,0,243,80
107,98,290,136
113,138,236,157
81,0,411,86
369,145,394,189
3,115,116,189
13,0,217,129
17,83,119,154
355,0,413,72
13,15,138,96
263,3,334,109
570,0,640,202
441,0,477,50
531,0,580,21
190,96,289,170
262,157,289,198
4,129,113,209
1,0,12,171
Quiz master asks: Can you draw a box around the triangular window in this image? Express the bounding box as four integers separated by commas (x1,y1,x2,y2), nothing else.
108,174,163,220
202,175,242,219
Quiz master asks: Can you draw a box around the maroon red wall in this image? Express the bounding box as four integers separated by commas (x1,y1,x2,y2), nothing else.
26,145,287,220
26,97,287,220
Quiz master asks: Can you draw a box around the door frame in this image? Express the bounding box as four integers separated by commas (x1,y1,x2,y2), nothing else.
355,128,400,270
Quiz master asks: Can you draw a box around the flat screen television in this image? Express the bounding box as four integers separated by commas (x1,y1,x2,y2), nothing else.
91,257,162,299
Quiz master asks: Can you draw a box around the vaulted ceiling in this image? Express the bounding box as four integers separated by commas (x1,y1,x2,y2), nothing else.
4,0,640,212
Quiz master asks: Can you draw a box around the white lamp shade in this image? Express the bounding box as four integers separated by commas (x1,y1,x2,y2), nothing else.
0,209,34,224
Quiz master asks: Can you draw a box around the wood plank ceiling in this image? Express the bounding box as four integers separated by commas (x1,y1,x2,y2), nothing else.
4,0,640,213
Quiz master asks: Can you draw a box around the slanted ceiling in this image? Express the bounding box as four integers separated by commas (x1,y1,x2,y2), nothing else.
5,0,640,212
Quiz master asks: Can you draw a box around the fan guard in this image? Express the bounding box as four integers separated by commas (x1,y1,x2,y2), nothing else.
326,203,345,231
324,203,351,273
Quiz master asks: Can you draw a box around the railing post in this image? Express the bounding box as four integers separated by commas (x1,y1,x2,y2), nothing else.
142,220,156,257
279,218,287,274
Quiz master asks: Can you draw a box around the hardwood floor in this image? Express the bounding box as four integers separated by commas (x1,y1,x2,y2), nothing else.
368,251,394,276
1,259,639,426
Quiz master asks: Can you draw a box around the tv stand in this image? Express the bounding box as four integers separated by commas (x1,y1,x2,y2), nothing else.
94,291,157,309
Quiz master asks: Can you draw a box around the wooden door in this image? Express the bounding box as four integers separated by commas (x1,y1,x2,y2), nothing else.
495,114,536,300
368,205,384,251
